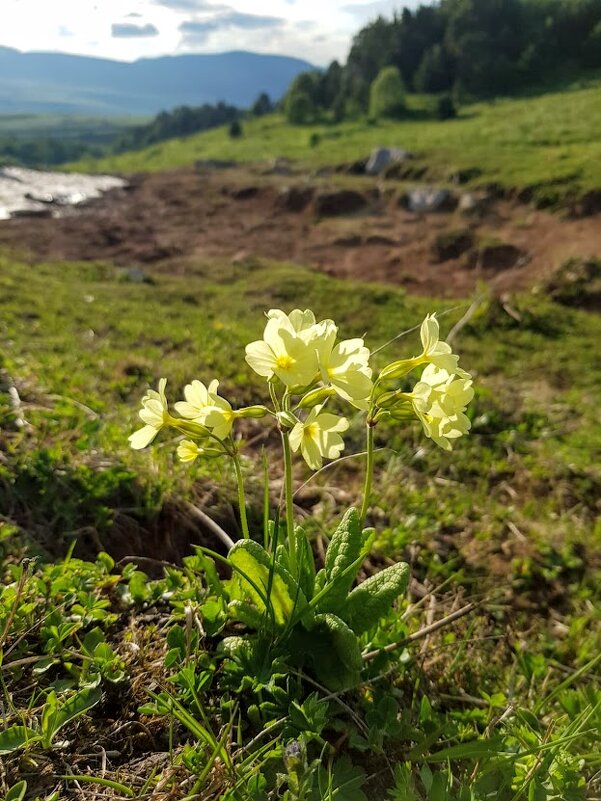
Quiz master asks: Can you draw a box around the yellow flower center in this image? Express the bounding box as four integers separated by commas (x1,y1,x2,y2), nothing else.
305,422,319,439
275,354,295,370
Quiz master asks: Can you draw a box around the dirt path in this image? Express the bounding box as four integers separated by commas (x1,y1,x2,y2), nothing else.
1,166,600,298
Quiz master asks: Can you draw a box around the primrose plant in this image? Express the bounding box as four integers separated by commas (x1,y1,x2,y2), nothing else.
129,309,474,689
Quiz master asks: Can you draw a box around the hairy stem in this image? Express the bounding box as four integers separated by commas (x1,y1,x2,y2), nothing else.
232,451,250,540
360,422,375,527
281,429,297,577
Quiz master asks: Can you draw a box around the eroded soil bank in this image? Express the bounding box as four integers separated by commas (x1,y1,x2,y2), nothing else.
0,165,600,298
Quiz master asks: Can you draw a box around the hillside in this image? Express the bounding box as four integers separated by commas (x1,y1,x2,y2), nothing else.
1,248,600,797
0,47,313,115
75,78,601,206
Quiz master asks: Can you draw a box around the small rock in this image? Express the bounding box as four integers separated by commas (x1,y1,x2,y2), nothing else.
314,189,368,217
401,187,458,214
365,147,412,176
458,192,492,216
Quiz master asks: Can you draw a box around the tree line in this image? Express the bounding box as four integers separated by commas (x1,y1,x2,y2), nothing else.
0,97,275,169
284,0,601,122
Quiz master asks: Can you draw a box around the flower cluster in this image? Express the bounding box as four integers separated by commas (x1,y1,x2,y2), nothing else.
129,308,474,472
245,308,372,409
375,314,474,450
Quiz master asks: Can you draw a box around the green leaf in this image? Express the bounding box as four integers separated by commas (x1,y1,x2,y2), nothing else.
5,781,27,801
41,687,102,747
292,613,363,690
228,599,268,630
424,737,507,762
317,509,374,615
341,561,410,634
310,755,367,801
0,726,39,755
325,509,363,579
4,782,28,801
128,570,150,603
228,539,305,626
294,525,316,600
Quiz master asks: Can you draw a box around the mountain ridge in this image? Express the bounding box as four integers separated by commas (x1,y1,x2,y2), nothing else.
0,48,314,116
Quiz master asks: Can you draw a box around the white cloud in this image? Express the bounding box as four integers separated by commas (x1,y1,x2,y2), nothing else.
0,0,428,65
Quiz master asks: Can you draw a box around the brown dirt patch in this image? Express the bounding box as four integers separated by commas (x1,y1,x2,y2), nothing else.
1,166,601,298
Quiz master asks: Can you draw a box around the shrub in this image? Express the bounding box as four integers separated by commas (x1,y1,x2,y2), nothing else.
369,66,406,120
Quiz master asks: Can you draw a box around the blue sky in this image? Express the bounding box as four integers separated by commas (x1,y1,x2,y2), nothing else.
1,0,423,65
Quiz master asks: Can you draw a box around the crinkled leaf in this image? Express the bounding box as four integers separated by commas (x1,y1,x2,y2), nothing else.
292,613,362,690
228,599,268,630
341,562,410,634
228,540,305,626
318,509,372,614
325,509,363,578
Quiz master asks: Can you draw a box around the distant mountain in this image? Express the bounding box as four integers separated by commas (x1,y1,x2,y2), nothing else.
0,47,314,116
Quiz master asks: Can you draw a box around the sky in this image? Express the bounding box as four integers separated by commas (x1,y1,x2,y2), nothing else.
0,0,421,66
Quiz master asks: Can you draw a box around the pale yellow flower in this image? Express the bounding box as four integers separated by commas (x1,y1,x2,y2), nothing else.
245,314,319,388
174,379,224,420
267,308,318,334
176,439,224,463
175,379,234,440
203,405,236,440
129,378,170,450
289,405,349,470
177,439,203,463
410,364,474,450
418,313,466,375
314,322,373,409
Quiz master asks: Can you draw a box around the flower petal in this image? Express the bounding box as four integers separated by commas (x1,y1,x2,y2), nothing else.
129,425,158,450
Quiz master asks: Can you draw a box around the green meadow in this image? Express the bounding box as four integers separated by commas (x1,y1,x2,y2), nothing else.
74,78,601,204
1,251,600,798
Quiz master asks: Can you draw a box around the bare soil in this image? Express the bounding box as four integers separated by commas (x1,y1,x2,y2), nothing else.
1,166,601,298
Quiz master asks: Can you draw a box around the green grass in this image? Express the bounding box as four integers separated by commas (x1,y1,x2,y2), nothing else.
72,79,601,203
1,252,600,799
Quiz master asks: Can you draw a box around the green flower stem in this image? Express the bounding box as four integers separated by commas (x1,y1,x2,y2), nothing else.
232,451,250,540
281,429,297,578
360,421,375,527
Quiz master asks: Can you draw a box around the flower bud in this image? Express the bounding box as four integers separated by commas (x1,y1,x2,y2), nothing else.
173,420,211,439
235,405,269,419
374,390,401,409
389,404,416,421
370,409,391,424
276,410,298,429
297,386,336,409
379,357,420,382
